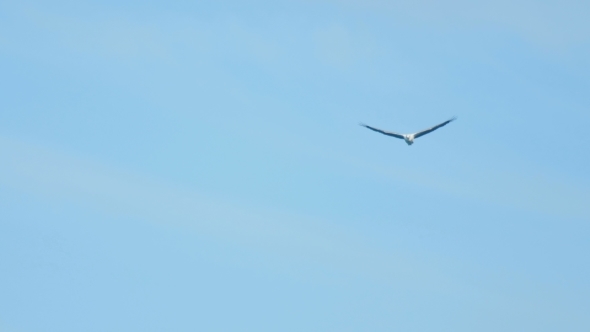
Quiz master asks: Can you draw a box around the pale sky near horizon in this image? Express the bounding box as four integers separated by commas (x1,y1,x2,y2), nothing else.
1,1,590,331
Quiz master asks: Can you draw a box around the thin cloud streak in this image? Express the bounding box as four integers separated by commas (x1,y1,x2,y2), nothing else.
4,135,585,326
0,135,450,290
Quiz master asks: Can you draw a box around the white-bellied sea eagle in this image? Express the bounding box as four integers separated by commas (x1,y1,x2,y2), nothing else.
360,117,457,145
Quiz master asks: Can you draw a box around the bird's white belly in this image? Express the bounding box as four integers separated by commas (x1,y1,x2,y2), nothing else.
404,135,414,145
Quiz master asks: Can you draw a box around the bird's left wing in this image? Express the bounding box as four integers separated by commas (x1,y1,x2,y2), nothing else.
413,117,457,138
360,123,405,139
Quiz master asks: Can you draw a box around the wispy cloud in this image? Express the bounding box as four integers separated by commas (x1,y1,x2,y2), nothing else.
0,135,447,288
2,134,587,316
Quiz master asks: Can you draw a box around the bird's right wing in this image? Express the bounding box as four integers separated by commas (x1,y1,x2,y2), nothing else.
360,123,405,139
413,117,457,138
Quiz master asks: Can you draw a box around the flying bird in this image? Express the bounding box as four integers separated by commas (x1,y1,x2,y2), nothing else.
360,117,457,145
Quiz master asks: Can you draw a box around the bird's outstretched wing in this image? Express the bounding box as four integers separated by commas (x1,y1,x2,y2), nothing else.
360,123,405,139
413,117,457,139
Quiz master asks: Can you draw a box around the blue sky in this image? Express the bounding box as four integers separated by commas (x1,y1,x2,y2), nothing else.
1,0,589,331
